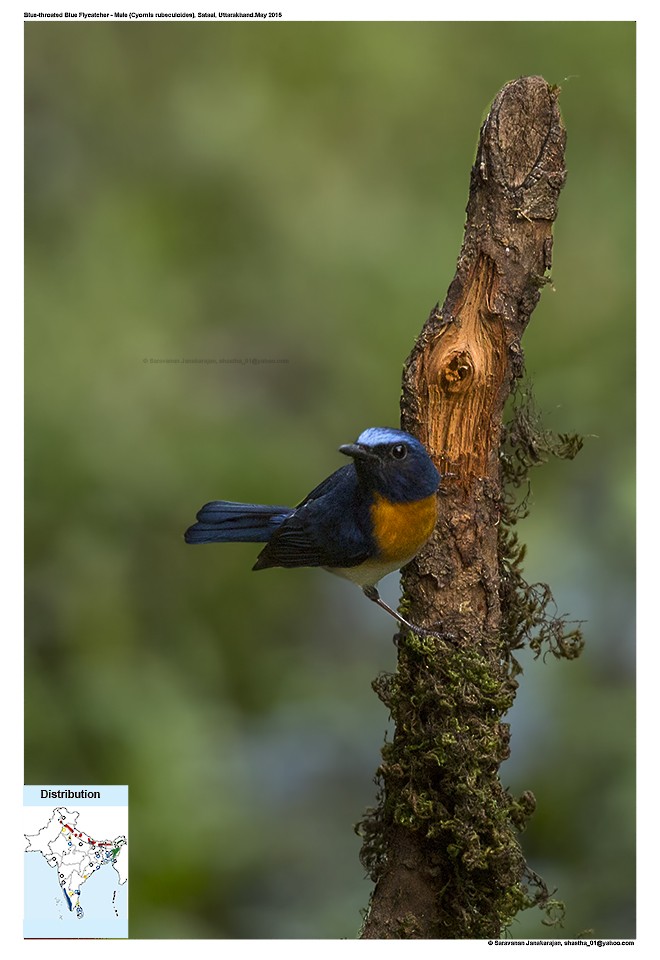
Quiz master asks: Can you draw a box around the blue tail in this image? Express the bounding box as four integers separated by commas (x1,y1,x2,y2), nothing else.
184,500,293,544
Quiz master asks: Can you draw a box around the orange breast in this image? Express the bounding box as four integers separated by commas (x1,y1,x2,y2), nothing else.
370,492,438,564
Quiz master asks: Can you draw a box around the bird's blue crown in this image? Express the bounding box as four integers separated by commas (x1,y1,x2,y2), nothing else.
352,427,440,502
357,427,416,448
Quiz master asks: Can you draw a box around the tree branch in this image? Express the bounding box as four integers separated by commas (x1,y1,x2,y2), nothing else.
358,76,570,940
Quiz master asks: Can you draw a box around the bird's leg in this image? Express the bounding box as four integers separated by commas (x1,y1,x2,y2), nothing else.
362,585,451,641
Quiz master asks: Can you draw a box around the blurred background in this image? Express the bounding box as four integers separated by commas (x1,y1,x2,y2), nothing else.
24,21,635,939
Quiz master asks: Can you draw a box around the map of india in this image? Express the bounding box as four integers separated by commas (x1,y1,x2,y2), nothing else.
24,785,128,939
25,807,127,919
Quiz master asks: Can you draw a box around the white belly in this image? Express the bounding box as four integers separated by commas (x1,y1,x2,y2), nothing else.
325,555,415,589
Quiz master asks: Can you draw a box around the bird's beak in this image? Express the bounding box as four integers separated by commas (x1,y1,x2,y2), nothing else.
339,443,377,462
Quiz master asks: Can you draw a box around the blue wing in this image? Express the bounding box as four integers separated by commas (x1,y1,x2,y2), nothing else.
253,464,374,570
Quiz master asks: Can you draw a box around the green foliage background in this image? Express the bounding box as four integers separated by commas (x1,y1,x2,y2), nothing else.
25,21,635,939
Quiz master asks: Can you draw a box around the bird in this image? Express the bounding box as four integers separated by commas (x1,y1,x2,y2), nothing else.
184,427,441,635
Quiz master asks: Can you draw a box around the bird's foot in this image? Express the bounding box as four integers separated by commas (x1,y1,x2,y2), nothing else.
362,586,456,643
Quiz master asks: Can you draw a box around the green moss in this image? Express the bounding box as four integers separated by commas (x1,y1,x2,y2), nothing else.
499,385,585,662
357,382,581,937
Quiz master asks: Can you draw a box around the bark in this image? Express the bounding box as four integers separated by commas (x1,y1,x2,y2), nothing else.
358,76,568,939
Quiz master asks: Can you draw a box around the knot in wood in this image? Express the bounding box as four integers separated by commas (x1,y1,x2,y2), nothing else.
440,350,473,394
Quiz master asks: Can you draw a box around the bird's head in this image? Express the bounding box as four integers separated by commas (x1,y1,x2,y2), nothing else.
339,427,440,503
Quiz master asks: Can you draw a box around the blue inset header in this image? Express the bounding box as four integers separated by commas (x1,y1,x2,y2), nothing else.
24,785,128,806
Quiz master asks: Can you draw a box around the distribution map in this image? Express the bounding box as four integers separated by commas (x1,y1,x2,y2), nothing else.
25,806,127,918
24,786,128,938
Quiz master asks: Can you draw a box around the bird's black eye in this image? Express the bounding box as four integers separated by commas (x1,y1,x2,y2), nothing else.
391,443,407,460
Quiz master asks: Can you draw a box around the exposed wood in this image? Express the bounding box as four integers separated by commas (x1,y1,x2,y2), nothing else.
359,76,567,939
